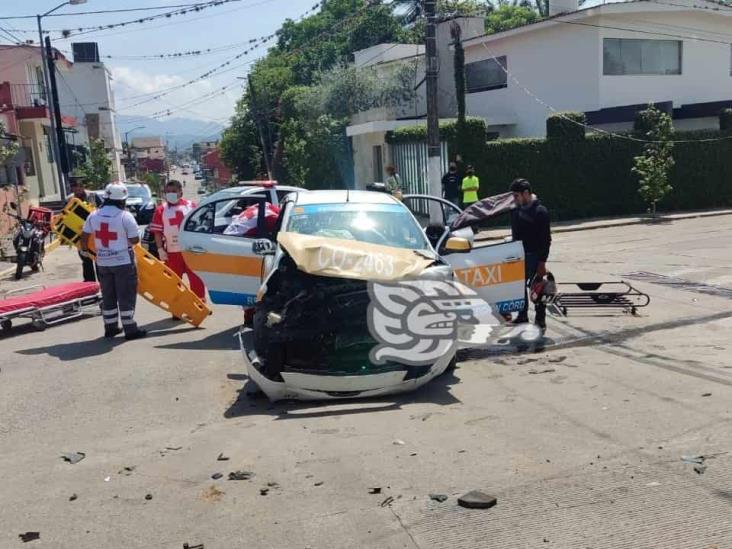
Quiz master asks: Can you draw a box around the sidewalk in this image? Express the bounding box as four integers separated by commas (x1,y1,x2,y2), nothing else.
475,207,732,241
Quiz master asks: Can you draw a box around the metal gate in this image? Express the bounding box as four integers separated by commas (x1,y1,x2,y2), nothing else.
389,141,449,216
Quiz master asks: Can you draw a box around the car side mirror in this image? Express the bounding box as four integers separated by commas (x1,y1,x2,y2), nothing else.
444,237,472,253
252,239,276,256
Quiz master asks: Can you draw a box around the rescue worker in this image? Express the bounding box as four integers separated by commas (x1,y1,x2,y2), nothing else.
149,180,206,305
509,178,551,332
69,179,100,283
80,182,147,340
441,162,461,206
385,165,402,197
461,165,480,209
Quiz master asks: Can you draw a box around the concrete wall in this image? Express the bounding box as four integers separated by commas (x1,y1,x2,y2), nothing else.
350,131,388,190
596,10,732,109
18,120,59,201
463,3,732,137
58,61,123,179
464,21,600,137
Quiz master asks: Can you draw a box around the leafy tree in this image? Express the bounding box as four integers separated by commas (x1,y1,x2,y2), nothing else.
78,138,111,189
0,121,19,168
485,5,539,34
632,105,675,216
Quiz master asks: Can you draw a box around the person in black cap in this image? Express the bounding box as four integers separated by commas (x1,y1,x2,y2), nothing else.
509,178,551,331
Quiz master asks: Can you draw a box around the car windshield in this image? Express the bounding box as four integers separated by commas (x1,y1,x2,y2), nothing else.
126,186,150,199
286,203,429,250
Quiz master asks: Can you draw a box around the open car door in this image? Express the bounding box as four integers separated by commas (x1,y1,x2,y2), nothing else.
402,194,526,316
179,193,272,306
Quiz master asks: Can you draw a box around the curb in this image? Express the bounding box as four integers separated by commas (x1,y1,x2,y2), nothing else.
476,209,732,241
0,237,64,278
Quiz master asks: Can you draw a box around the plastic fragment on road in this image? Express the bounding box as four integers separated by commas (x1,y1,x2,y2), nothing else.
19,532,40,543
61,452,85,464
458,490,497,509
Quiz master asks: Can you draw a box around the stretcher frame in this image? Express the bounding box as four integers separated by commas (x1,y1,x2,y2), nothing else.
0,285,102,332
547,281,651,317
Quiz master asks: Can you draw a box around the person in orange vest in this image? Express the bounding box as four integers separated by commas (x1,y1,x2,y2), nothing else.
149,180,206,312
80,182,146,340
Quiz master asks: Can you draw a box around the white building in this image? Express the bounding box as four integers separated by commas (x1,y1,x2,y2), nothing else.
346,17,485,190
131,136,166,160
57,42,125,179
463,0,732,137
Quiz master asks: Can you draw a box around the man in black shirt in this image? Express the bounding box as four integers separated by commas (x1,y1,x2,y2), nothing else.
69,179,101,282
509,178,551,331
441,162,460,206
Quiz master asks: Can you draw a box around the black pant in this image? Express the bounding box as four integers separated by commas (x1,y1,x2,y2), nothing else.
518,252,546,324
79,252,97,282
98,261,139,335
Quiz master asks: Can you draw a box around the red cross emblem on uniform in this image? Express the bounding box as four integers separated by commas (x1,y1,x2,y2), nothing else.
168,210,185,228
95,222,118,247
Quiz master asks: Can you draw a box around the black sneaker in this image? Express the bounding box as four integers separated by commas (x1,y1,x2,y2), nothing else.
124,329,148,341
104,326,122,338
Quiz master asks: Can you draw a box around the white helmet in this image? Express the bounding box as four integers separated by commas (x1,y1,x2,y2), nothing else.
104,182,128,201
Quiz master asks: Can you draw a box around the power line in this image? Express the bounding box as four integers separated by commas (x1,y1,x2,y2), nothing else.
0,25,23,44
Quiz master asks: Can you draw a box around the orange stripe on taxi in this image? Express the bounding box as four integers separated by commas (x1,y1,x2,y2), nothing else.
182,252,263,277
453,260,525,288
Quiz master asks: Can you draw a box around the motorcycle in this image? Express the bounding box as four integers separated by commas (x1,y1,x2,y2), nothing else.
8,202,46,280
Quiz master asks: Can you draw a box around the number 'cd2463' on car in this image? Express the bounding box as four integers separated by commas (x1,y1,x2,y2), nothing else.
179,189,526,401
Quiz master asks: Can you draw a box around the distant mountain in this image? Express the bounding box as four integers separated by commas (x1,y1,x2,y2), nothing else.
116,115,226,150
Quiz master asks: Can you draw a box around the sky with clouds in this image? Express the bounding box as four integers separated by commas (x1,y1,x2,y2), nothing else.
1,0,317,125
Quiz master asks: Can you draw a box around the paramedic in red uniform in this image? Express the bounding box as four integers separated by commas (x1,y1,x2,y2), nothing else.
149,180,206,307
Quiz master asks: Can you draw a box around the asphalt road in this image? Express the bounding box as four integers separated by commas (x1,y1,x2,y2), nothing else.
1,191,731,548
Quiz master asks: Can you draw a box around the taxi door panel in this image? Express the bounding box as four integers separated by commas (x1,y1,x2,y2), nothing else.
179,199,264,306
444,240,526,315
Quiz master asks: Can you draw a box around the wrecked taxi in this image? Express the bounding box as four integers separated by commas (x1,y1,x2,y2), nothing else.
180,189,527,401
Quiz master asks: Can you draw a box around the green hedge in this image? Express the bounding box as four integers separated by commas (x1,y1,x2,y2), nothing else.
473,131,732,220
388,117,732,220
546,112,586,141
720,108,732,132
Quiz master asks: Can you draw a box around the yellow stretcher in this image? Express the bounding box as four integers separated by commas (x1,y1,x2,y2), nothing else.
51,198,211,327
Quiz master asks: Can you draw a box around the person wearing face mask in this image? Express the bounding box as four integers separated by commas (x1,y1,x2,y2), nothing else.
509,178,551,332
441,162,461,207
149,180,206,306
69,178,101,282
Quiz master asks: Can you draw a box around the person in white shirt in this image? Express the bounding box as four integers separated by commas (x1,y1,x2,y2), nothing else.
80,182,146,340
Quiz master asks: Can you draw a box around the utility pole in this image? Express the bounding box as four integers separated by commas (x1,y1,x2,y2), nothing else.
45,36,70,193
424,0,442,221
246,75,272,180
37,19,66,200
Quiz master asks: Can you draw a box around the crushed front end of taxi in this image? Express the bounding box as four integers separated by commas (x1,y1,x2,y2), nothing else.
239,233,470,401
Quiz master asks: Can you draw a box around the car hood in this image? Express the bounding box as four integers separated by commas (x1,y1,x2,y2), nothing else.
276,232,436,282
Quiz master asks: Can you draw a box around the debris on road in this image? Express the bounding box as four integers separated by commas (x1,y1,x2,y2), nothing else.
681,455,705,465
429,494,448,502
702,393,712,397
392,439,405,446
104,476,111,482
228,470,255,481
118,466,135,476
458,490,497,509
260,488,269,496
694,464,707,475
19,532,40,543
211,473,223,480
369,487,382,494
166,446,183,451
61,452,85,464
217,453,230,461
529,368,556,375
183,544,204,549
145,494,153,500
380,496,395,507
314,481,324,486
69,493,78,501
267,482,279,488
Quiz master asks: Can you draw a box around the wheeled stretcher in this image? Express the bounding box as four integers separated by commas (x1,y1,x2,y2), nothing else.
547,281,650,317
0,281,101,332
